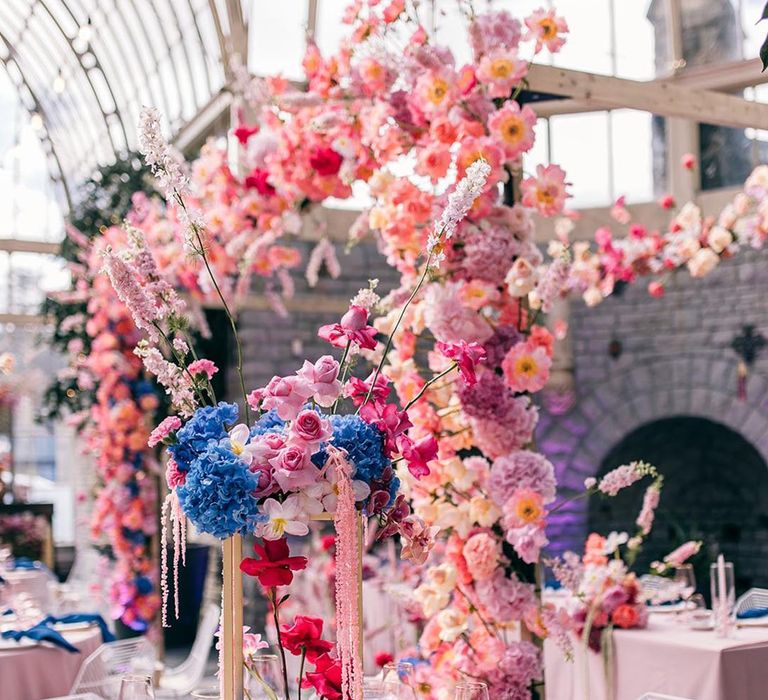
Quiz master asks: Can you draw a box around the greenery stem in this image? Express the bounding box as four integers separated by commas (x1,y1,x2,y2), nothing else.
270,588,291,700
404,363,457,412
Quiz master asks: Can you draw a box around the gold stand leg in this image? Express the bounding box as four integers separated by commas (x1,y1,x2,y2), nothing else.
222,534,244,700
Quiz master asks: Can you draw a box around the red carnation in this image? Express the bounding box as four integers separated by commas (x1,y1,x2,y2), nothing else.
309,146,343,176
244,168,276,197
281,615,334,662
240,538,307,587
233,125,259,145
375,651,394,668
302,653,343,700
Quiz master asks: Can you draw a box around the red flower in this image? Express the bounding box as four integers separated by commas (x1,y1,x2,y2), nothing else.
436,340,486,386
309,147,343,176
612,603,640,629
375,651,394,668
281,616,334,662
302,653,343,700
244,168,276,196
398,434,438,478
233,125,259,145
318,305,378,350
240,538,307,587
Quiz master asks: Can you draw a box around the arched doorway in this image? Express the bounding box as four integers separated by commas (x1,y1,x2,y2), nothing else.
588,416,768,593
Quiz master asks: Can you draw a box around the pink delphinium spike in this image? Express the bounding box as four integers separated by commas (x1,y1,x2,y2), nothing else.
328,446,364,700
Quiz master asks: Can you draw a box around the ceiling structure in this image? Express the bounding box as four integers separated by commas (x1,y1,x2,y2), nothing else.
0,0,248,207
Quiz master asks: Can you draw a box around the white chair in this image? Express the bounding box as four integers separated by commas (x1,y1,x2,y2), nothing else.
69,637,157,699
155,603,221,698
735,587,768,616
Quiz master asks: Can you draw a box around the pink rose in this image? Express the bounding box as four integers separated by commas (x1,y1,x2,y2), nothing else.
251,465,278,498
270,444,318,491
261,375,312,420
297,356,342,407
290,409,332,446
251,432,286,463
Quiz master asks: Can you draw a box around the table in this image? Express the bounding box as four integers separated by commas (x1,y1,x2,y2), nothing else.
545,614,768,700
0,625,101,700
3,568,53,610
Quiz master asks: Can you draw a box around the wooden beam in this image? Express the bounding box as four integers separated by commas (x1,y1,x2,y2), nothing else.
672,57,768,92
527,63,768,129
0,239,59,255
173,89,232,155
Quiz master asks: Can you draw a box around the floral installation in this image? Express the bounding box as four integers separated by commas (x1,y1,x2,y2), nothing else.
55,223,163,632
568,160,768,307
0,512,48,561
107,106,492,700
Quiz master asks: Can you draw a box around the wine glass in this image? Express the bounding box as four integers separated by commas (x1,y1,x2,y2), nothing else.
454,681,490,700
245,653,282,699
118,675,155,700
382,661,416,699
674,564,697,607
190,689,220,700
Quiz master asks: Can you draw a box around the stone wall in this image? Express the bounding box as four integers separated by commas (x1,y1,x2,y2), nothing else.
538,246,768,562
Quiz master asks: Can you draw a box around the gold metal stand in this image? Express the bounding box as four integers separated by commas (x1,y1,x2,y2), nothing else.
222,534,244,700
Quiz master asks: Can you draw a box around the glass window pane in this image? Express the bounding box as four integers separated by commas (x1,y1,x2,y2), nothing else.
248,1,306,79
611,110,654,203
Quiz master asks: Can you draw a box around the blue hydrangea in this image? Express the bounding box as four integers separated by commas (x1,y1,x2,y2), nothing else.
250,409,286,438
315,414,390,485
169,402,239,471
177,444,264,539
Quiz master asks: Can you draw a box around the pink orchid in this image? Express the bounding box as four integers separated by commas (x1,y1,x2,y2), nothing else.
399,434,438,478
261,375,312,420
345,371,391,406
296,355,342,407
436,340,487,386
359,402,412,453
318,305,378,350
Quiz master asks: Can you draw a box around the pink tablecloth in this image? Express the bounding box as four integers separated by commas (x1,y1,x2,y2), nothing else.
0,625,102,700
545,614,768,700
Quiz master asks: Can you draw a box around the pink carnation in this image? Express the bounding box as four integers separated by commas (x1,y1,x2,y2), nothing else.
489,450,557,505
165,458,186,488
187,359,219,380
469,10,522,59
462,532,501,582
506,523,548,564
498,641,541,686
148,416,182,448
475,570,536,623
422,282,493,345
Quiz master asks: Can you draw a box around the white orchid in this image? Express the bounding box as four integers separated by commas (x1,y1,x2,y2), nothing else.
226,424,259,465
255,496,309,540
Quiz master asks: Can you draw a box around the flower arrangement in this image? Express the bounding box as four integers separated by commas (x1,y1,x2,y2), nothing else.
0,512,48,561
106,105,492,699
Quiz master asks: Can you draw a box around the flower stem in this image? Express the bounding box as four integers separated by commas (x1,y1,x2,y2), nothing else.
270,588,291,700
176,194,251,424
297,649,306,700
359,252,434,411
403,363,457,412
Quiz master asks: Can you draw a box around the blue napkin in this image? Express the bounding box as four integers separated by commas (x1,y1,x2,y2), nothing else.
1,622,80,652
737,607,768,619
11,557,42,570
2,609,12,616
40,613,115,644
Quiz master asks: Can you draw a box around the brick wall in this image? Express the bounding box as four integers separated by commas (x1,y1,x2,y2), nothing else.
538,247,768,574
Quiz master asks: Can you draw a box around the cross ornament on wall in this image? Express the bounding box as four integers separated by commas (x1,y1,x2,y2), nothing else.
731,324,766,400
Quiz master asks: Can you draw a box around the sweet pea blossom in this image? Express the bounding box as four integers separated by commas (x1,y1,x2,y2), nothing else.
399,434,439,478
256,496,310,540
148,416,182,447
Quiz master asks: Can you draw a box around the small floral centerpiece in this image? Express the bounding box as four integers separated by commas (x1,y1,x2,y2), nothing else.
0,512,48,561
105,108,492,700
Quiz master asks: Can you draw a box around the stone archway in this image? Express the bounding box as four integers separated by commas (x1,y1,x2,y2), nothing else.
588,416,768,591
537,352,768,556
